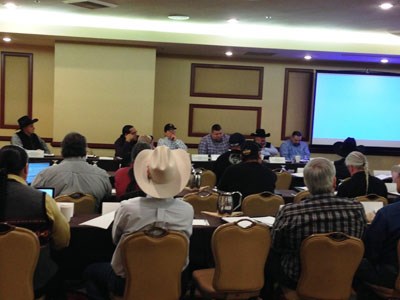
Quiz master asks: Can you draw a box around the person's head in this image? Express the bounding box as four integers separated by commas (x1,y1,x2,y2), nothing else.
164,123,177,139
241,141,261,162
0,145,29,179
134,145,191,198
345,151,368,176
391,164,400,183
290,131,302,146
333,137,365,158
210,124,223,142
61,132,87,158
137,134,154,148
251,129,271,148
18,115,38,136
304,157,336,195
228,133,245,150
121,125,138,140
130,142,152,162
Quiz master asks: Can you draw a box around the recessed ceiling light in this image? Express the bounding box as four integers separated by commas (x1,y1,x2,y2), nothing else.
379,2,393,9
4,2,17,9
304,55,312,60
168,14,190,21
3,37,12,42
227,18,239,24
381,58,389,63
265,16,272,20
225,51,233,57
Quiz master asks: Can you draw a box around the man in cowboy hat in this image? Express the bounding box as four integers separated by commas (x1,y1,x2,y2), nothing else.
333,137,365,180
251,128,278,158
11,115,50,153
84,145,194,299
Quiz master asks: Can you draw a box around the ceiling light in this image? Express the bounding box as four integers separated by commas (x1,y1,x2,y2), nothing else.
379,2,393,9
168,15,190,21
3,37,11,42
4,2,17,9
265,16,272,20
225,51,233,56
227,18,239,24
381,58,389,63
304,55,312,60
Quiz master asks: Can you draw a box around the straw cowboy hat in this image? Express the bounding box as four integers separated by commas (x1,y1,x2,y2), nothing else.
134,145,191,198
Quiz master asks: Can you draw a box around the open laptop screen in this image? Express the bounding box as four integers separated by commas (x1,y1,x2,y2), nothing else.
27,162,51,185
36,187,55,198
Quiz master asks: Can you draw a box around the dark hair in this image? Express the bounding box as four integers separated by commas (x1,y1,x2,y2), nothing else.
292,131,302,137
125,143,151,194
211,124,222,132
121,125,134,138
130,142,151,162
61,132,87,158
0,145,29,216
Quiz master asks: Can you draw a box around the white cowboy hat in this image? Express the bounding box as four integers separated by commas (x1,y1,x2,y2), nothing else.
134,145,191,198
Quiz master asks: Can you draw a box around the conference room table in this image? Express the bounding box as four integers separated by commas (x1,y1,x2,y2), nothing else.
52,213,225,280
30,156,121,171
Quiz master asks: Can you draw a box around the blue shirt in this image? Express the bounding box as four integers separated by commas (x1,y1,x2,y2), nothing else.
198,134,230,155
279,140,310,160
157,137,187,150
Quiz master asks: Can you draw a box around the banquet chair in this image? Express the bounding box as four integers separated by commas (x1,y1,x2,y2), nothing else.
282,232,364,300
55,192,96,214
200,169,217,188
113,227,188,300
192,219,271,299
0,223,40,300
293,190,311,203
183,191,218,214
367,240,400,299
355,194,388,206
275,172,292,190
241,191,284,217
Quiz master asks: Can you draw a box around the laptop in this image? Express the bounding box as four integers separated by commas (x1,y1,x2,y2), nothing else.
27,162,51,185
36,187,55,198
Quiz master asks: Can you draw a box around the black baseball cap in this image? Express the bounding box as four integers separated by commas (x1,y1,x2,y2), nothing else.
229,133,245,147
164,123,177,132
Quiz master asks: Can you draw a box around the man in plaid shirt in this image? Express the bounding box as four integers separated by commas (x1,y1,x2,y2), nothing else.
263,157,367,297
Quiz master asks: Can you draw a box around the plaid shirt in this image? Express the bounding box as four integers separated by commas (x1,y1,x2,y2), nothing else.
198,134,230,155
271,193,367,283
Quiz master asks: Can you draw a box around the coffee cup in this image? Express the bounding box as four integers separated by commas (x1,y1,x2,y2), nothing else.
294,155,301,163
59,203,74,222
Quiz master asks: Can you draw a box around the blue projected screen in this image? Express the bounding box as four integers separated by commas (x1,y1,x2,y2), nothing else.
312,71,400,148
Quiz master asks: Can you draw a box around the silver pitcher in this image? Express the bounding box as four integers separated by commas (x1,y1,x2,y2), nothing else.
212,188,243,214
188,167,203,189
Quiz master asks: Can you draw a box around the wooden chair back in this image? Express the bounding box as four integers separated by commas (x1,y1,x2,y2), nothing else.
241,191,284,217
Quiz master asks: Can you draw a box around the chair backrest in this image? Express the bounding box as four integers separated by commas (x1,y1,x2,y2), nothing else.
200,169,217,188
120,227,188,300
275,172,292,190
55,192,96,214
293,190,311,203
212,220,271,292
183,192,218,214
297,232,364,300
355,194,388,206
241,192,284,217
0,223,40,300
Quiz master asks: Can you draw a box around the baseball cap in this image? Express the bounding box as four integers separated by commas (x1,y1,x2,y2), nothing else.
229,133,245,147
164,123,177,132
241,141,260,160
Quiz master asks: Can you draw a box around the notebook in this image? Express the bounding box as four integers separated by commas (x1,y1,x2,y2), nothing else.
36,187,55,198
27,162,51,185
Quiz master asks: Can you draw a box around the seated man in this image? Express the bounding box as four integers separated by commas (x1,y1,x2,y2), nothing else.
337,151,387,198
157,123,187,150
279,131,310,161
354,173,400,299
213,132,245,183
11,115,50,154
263,158,367,297
114,125,138,167
332,137,364,181
251,128,278,158
32,132,112,211
198,124,230,155
84,146,194,299
0,145,70,299
218,141,277,201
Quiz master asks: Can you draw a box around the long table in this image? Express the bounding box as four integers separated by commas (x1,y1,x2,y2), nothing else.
52,213,223,280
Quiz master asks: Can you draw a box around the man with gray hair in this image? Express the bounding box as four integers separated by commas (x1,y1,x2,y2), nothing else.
337,151,387,198
262,158,367,298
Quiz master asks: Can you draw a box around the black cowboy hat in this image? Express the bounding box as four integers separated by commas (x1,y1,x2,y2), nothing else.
333,137,365,157
250,128,271,138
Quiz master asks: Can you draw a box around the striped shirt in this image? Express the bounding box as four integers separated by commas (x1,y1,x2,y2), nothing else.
271,193,367,283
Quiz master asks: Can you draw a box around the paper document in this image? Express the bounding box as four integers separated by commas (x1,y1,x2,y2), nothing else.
292,173,304,178
102,202,121,215
98,156,114,160
361,201,383,215
191,154,209,162
192,219,210,226
79,211,115,229
375,174,392,181
386,183,400,196
222,216,275,227
295,186,308,191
